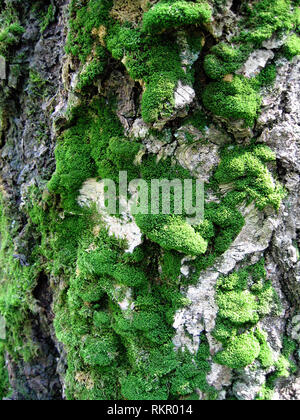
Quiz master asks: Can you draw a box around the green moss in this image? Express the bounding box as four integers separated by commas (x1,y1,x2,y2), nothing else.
40,4,55,33
76,55,107,91
141,73,177,123
183,109,208,132
80,334,119,367
202,75,262,126
48,201,215,399
238,0,296,46
256,383,274,400
135,214,207,256
217,290,260,325
66,0,113,62
0,194,39,363
15,0,289,401
161,250,182,283
142,1,212,34
213,143,285,211
256,329,274,368
202,0,295,126
109,28,188,123
28,69,48,98
0,0,25,60
185,143,284,282
257,337,298,399
204,43,250,80
284,33,300,59
213,260,279,370
48,98,141,211
0,342,9,400
66,0,203,124
214,332,261,369
93,311,111,328
72,274,105,303
120,338,215,400
0,22,24,58
253,64,277,88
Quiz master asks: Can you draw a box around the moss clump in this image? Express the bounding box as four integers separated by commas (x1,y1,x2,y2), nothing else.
214,143,285,211
256,329,274,368
202,75,261,126
131,155,207,256
238,0,296,46
107,27,189,123
141,72,178,123
121,339,216,400
204,43,250,80
204,202,245,255
0,194,40,363
76,55,107,91
51,216,215,399
48,99,141,211
284,33,300,59
21,0,290,401
185,143,285,281
80,335,119,367
135,214,207,256
142,1,212,34
253,64,277,88
213,260,279,369
0,23,24,58
66,0,113,62
214,332,261,369
67,0,206,123
0,0,25,59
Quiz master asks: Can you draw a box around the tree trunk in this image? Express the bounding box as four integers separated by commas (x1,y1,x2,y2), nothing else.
0,0,299,400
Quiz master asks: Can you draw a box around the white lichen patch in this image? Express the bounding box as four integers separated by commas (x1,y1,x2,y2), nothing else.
114,286,135,312
174,81,195,109
237,49,274,78
78,178,142,253
206,363,232,391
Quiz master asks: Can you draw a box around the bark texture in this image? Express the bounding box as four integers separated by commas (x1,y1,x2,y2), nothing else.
0,0,299,400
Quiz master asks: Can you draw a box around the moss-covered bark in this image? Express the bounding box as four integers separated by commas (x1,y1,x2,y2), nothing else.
0,0,299,400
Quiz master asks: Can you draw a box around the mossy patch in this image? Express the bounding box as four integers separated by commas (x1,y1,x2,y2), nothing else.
202,75,262,126
1,0,291,401
238,0,296,47
256,336,298,400
142,1,212,34
0,194,39,363
213,260,279,370
66,0,211,124
204,43,251,80
283,33,300,59
0,342,9,399
0,7,24,59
